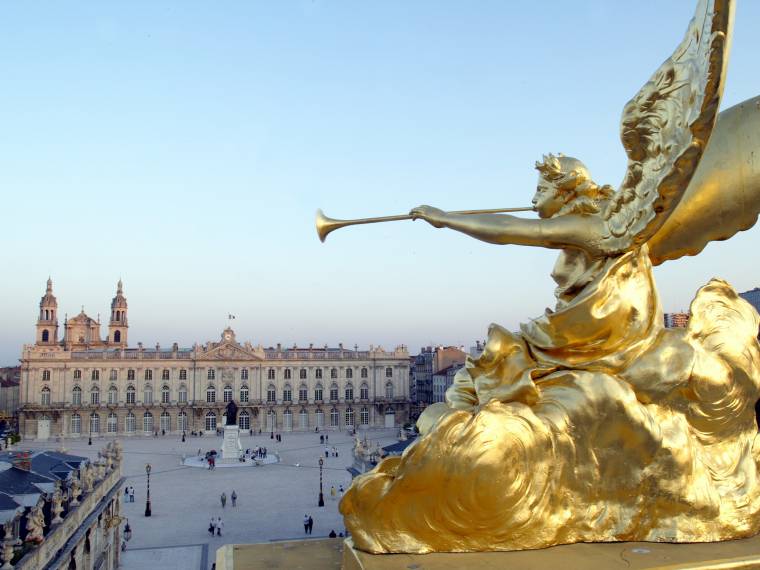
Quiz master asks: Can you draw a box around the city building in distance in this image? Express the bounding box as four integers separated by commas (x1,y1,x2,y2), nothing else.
18,280,410,440
664,312,691,328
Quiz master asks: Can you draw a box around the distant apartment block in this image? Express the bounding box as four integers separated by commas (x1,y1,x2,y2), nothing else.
664,312,691,328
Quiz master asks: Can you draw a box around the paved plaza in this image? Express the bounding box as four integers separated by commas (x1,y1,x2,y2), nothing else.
21,428,400,569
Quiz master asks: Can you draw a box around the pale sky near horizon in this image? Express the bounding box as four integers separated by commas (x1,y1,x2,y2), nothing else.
1,1,759,365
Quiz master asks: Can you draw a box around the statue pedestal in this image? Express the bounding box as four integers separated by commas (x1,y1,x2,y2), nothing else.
220,425,242,463
342,536,760,570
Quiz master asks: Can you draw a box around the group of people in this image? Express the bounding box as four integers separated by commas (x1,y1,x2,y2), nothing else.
123,485,135,502
208,516,224,536
302,514,315,534
324,446,339,458
246,447,268,459
220,490,238,508
330,485,344,501
319,434,329,444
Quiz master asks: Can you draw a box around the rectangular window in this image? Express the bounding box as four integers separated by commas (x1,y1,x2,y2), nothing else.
126,390,135,404
179,369,187,380
110,369,118,381
127,369,135,381
385,367,393,378
299,388,308,401
314,388,323,401
91,370,100,381
241,368,249,380
145,369,153,381
144,390,153,404
330,387,338,401
162,389,170,404
91,390,99,405
179,389,188,404
240,387,249,403
267,388,276,402
162,369,170,380
283,388,292,402
360,386,369,400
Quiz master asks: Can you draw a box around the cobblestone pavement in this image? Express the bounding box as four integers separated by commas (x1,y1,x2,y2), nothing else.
21,428,400,569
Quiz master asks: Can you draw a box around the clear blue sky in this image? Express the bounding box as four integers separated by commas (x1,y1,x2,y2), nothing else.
1,1,759,365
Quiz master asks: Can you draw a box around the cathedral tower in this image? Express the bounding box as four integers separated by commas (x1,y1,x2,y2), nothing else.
108,279,128,346
36,277,59,345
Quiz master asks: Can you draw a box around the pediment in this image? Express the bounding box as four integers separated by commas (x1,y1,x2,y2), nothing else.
202,343,262,361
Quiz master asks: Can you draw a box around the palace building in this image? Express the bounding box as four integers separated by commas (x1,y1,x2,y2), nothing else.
19,280,411,440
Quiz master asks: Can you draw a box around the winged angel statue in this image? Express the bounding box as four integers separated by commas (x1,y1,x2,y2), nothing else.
341,0,760,554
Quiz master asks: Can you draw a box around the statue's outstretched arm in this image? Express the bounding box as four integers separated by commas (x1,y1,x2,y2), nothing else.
410,205,604,253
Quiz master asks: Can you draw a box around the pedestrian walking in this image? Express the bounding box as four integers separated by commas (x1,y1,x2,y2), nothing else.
320,435,324,444
209,518,216,536
124,486,129,500
324,447,329,458
231,490,237,507
307,515,314,535
220,492,227,508
129,486,135,503
325,434,328,442
330,486,337,500
339,485,344,498
216,516,224,536
303,514,309,534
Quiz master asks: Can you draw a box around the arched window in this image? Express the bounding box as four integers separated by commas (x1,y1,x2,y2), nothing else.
74,369,82,380
91,370,100,381
360,406,369,426
298,384,308,402
114,330,121,343
162,369,170,380
205,411,217,432
71,413,81,434
41,330,49,342
385,382,394,399
267,368,275,380
329,383,339,402
299,368,307,380
125,412,136,433
284,369,292,380
330,368,337,379
316,369,323,380
241,368,249,381
345,407,355,427
178,411,188,432
360,384,369,400
314,384,323,402
161,385,170,404
207,369,215,380
127,369,135,381
42,370,51,381
108,385,118,404
266,410,276,431
267,385,276,403
90,413,100,434
345,383,354,401
107,412,117,433
143,412,154,433
361,367,368,379
330,408,339,427
144,369,153,381
238,410,250,430
72,386,82,406
283,408,293,431
283,384,292,402
206,385,216,403
346,368,353,379
41,387,51,406
385,367,393,378
143,385,153,404
223,385,233,403
299,408,309,430
179,369,187,380
90,386,100,405
109,369,118,381
178,384,188,404
160,411,171,432
240,385,249,403
126,385,136,404
316,408,325,428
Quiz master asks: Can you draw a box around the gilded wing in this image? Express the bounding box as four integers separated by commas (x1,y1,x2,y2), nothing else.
647,96,760,266
601,0,733,253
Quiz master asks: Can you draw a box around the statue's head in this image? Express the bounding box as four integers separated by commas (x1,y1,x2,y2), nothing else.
533,154,613,218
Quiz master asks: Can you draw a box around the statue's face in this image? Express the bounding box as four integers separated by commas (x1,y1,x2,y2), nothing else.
532,176,565,218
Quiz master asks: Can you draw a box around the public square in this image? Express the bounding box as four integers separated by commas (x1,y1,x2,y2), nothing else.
20,428,400,570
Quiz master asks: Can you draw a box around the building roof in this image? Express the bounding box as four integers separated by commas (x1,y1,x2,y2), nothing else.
382,437,417,456
740,288,760,314
0,466,55,495
0,450,86,481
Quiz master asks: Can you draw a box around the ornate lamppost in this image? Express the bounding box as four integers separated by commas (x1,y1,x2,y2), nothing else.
318,457,325,507
144,464,152,517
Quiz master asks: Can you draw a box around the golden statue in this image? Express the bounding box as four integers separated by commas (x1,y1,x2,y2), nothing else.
331,0,760,554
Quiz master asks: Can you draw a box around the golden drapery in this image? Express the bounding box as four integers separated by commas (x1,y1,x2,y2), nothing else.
340,247,760,553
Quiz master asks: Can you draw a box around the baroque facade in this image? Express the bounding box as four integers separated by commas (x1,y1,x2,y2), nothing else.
19,280,411,439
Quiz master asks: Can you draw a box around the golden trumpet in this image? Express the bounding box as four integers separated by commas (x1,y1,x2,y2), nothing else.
316,207,534,242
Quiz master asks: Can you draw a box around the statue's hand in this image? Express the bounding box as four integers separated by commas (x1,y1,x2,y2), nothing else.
410,205,447,228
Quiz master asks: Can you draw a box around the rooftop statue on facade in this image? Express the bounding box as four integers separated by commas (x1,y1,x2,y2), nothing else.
336,0,760,554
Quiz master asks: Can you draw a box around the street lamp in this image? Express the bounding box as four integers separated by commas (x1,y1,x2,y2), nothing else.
318,457,325,507
144,463,152,517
